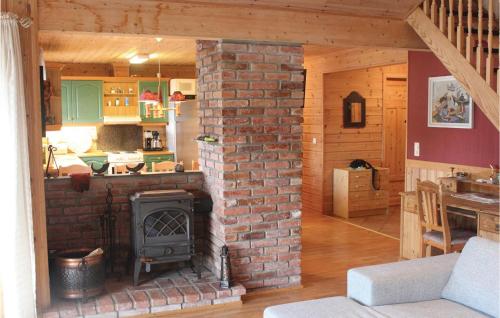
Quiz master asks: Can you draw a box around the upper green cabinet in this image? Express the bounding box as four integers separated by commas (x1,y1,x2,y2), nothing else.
62,80,103,124
139,80,168,123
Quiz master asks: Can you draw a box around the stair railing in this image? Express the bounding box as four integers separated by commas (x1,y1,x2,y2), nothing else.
421,0,498,91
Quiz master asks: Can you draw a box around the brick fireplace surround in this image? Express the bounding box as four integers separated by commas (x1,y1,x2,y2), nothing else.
43,39,304,316
197,40,304,290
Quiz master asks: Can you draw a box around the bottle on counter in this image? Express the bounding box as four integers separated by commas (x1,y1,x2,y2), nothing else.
115,98,120,106
107,100,112,107
125,97,129,106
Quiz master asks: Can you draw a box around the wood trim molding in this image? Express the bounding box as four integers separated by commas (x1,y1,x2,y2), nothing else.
407,8,500,130
405,158,493,191
38,0,426,49
406,159,494,175
5,0,51,310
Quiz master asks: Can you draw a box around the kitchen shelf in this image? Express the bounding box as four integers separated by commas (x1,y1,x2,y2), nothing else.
104,93,136,97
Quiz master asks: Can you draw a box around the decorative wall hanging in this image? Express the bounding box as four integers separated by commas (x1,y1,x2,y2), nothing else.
428,76,473,129
343,91,366,128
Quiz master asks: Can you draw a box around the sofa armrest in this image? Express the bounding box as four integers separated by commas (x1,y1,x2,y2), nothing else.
347,253,460,306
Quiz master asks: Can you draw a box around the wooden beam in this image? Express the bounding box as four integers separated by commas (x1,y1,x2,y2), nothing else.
407,8,499,130
5,0,51,310
38,0,427,50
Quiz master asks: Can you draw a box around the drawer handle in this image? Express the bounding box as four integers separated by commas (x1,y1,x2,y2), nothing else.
496,224,500,231
354,176,360,179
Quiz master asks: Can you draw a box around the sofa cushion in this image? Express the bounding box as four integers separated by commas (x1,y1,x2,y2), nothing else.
373,299,489,318
348,253,460,306
442,236,499,317
263,296,385,318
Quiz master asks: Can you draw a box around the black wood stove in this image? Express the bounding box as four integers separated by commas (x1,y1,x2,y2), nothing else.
130,189,196,286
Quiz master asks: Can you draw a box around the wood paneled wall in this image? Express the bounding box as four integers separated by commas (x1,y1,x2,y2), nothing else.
405,159,493,191
303,48,407,215
60,63,196,78
322,64,407,214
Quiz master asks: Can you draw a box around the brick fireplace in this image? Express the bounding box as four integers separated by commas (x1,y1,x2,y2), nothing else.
45,172,206,272
42,39,304,316
196,40,304,290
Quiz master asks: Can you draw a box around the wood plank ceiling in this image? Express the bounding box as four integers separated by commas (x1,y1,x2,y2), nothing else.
39,0,422,64
39,33,340,65
173,0,422,19
39,33,197,65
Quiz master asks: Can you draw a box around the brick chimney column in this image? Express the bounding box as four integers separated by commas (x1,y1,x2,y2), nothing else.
196,40,303,290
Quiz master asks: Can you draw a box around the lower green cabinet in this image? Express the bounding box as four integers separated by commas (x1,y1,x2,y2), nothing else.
79,156,108,169
144,154,175,172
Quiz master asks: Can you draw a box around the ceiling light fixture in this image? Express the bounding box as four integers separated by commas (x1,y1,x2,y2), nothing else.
129,54,150,64
139,38,164,105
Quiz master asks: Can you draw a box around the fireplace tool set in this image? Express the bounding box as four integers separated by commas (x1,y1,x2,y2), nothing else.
100,183,118,275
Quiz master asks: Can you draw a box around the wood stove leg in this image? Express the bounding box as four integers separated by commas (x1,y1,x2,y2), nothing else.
133,259,142,286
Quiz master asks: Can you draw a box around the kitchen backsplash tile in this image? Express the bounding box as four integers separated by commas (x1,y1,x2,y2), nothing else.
97,125,142,151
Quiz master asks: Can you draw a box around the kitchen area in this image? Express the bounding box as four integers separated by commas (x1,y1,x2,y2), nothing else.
40,36,200,177
37,36,248,316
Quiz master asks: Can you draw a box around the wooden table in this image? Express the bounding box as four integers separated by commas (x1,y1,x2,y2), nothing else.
400,188,499,259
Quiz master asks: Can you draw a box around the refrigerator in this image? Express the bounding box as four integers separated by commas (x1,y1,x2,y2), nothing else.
167,100,199,169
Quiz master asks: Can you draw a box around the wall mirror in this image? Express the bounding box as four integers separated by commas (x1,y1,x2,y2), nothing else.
343,91,366,128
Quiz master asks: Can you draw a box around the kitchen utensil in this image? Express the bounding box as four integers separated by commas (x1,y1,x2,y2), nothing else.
175,161,185,172
91,162,109,176
126,162,146,175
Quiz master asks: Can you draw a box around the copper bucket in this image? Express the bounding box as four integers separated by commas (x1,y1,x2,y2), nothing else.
53,248,105,299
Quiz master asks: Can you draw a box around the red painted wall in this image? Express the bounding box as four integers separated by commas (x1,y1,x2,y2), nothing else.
407,51,499,168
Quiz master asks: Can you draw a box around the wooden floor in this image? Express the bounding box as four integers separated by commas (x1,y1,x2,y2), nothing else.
335,206,401,239
148,213,400,318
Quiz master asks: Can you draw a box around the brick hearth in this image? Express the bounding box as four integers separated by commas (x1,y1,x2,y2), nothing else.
41,267,245,318
196,40,304,290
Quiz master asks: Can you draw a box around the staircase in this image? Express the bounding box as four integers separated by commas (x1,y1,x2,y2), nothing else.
407,0,499,130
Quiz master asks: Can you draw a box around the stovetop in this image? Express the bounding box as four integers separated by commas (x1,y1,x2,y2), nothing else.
106,151,144,163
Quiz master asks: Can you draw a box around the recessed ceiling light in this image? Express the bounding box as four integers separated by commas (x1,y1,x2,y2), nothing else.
129,54,150,64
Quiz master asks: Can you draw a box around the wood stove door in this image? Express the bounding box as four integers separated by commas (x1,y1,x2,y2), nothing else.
139,206,193,259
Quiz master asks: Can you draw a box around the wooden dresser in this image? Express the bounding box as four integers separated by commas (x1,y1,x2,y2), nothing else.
333,168,389,218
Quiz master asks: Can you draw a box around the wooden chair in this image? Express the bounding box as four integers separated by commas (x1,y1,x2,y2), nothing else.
416,179,475,257
191,160,200,171
152,161,177,172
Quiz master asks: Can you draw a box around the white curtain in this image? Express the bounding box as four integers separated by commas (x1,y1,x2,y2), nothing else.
0,12,37,318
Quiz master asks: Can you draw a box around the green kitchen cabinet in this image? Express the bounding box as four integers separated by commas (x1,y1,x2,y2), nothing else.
79,155,108,168
62,80,103,123
144,154,175,172
139,80,168,123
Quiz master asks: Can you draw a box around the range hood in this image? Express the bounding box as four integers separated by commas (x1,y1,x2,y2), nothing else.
103,116,142,125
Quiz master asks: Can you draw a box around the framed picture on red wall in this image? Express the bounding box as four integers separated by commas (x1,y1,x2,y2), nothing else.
428,76,473,129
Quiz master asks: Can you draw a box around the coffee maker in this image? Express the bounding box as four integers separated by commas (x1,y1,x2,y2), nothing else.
151,130,163,150
144,130,153,151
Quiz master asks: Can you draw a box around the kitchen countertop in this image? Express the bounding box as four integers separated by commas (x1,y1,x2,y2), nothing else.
45,170,201,180
139,150,175,155
75,150,175,156
76,151,108,157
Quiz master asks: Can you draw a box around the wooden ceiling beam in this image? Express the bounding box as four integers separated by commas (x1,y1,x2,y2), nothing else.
38,0,426,50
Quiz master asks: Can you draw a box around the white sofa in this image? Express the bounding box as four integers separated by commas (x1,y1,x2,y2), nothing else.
264,237,499,318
